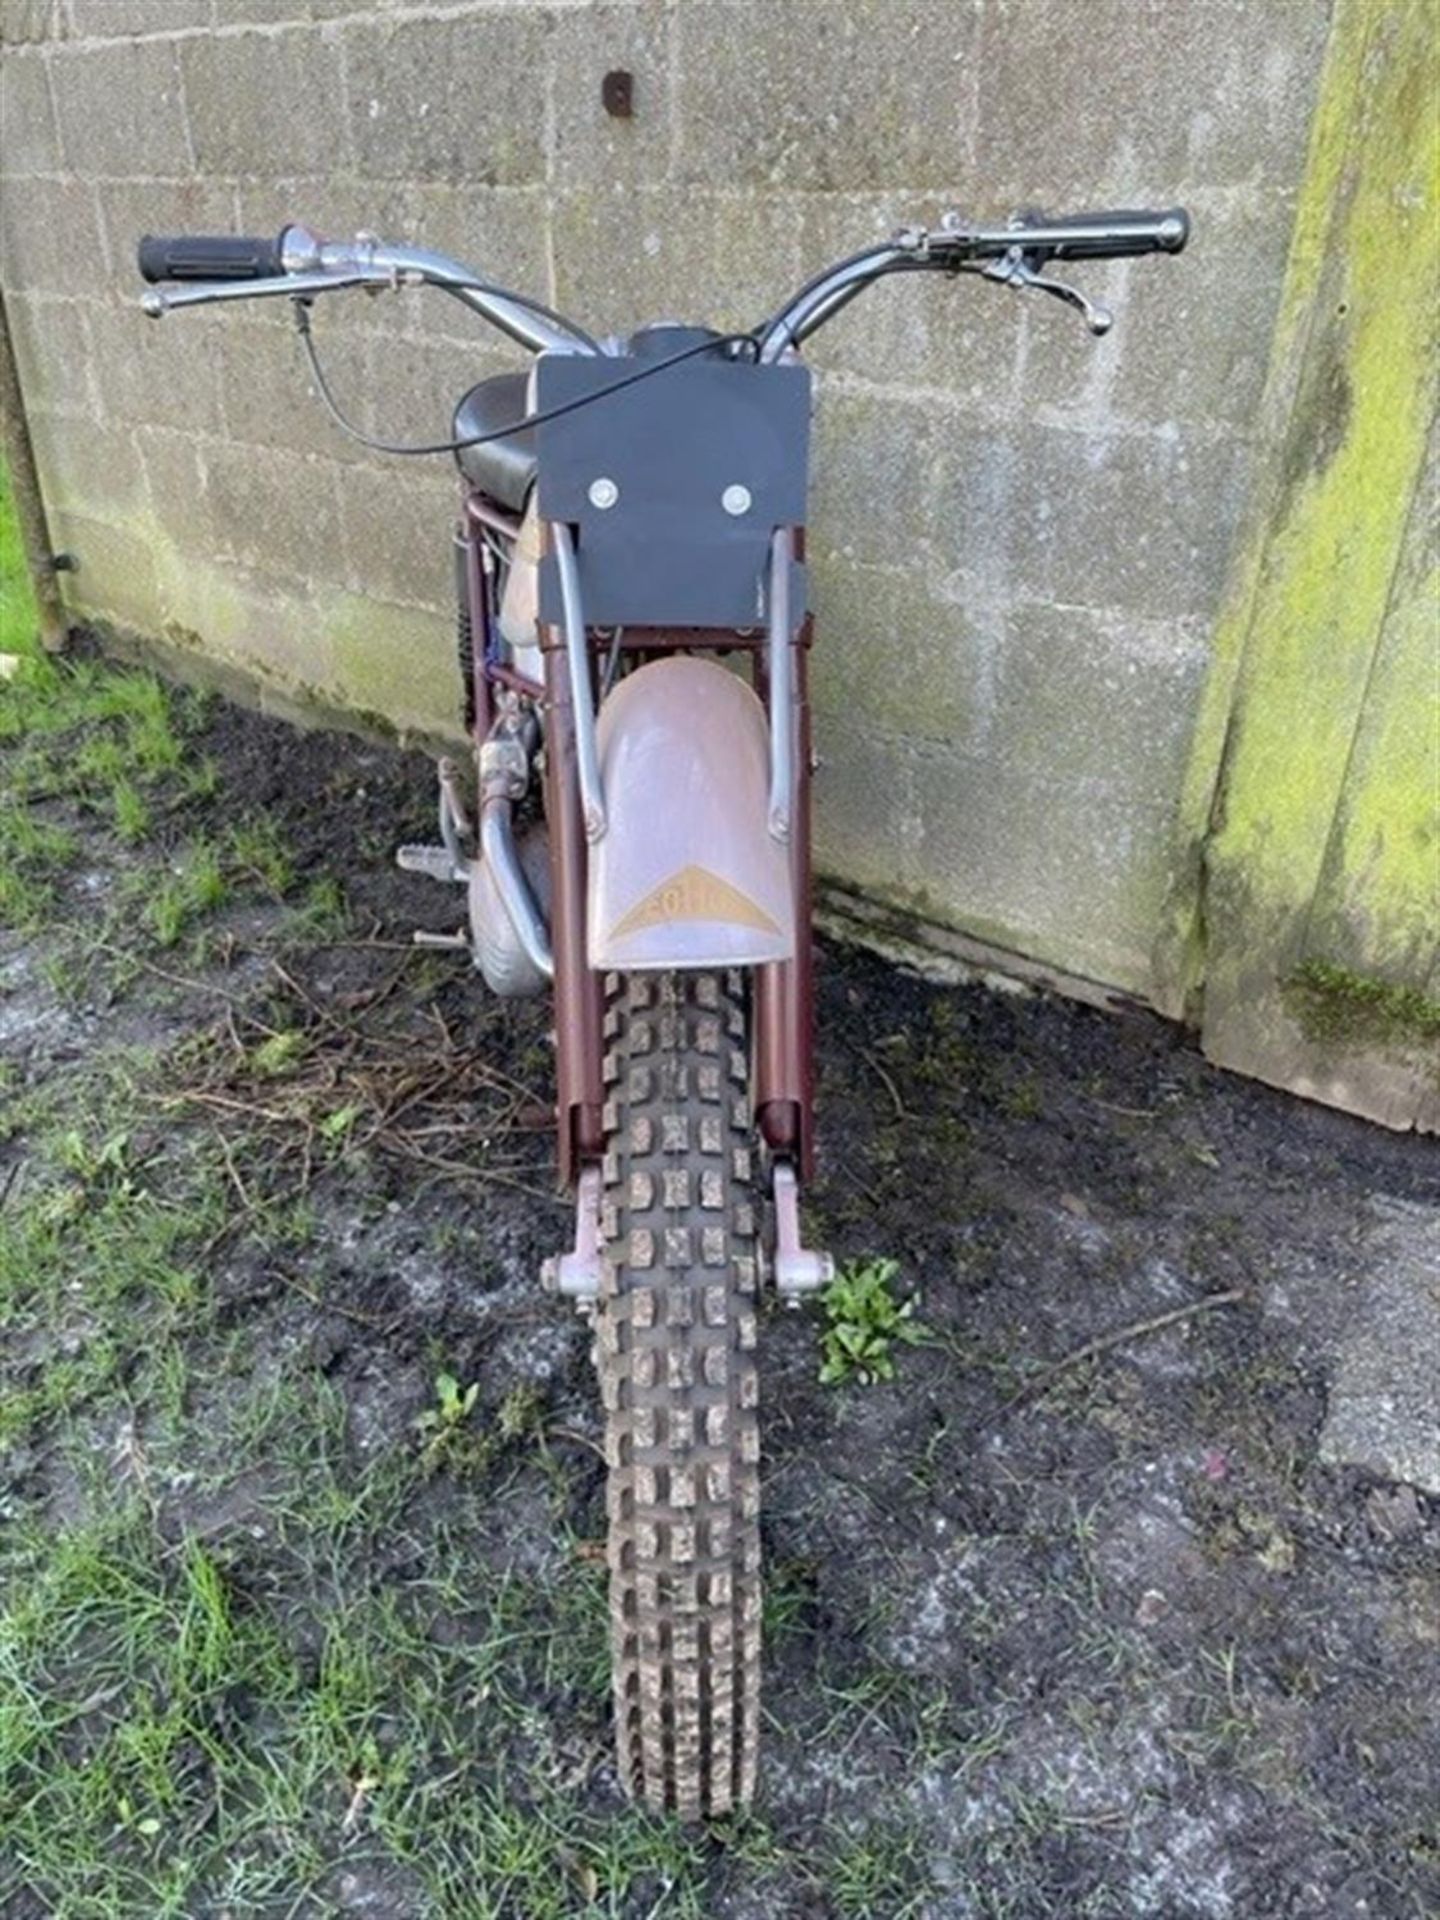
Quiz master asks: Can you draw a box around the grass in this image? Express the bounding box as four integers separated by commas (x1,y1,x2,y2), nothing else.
0,451,39,654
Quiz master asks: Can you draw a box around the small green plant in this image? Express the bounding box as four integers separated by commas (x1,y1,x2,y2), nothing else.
225,818,295,897
110,777,151,843
249,1030,307,1078
416,1370,482,1472
317,1101,363,1143
818,1258,928,1387
144,841,227,947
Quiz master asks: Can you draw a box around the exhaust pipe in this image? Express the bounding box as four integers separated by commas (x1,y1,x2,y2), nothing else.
477,707,553,984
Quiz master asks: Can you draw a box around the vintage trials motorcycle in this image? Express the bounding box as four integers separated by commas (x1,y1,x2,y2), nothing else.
137,201,1189,1817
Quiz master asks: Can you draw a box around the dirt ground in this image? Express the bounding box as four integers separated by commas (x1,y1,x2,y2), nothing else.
2,655,1437,1919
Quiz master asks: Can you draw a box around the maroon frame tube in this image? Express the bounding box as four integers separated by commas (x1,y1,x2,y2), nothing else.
539,559,606,1187
461,512,492,743
754,614,816,1180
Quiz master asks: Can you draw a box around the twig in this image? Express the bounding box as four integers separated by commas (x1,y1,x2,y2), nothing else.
273,1268,403,1333
546,1424,607,1463
1001,1289,1248,1413
212,1127,254,1213
386,1142,565,1207
157,1088,296,1125
862,1047,910,1121
87,939,283,1030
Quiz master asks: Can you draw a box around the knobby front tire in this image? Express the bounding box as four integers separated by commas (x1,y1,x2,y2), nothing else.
596,969,761,1819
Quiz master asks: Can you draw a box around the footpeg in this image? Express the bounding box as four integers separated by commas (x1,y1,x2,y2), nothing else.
772,1162,834,1306
541,1164,603,1312
396,842,467,883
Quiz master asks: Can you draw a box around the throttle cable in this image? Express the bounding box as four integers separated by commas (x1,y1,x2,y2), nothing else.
292,301,763,459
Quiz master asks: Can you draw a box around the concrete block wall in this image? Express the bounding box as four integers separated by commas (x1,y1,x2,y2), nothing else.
1,0,1333,1003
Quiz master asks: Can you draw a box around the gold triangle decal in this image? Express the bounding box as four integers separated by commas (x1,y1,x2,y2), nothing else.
610,864,780,940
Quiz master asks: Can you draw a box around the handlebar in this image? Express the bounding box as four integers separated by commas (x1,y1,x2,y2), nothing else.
985,207,1189,260
138,230,286,283
135,205,1191,362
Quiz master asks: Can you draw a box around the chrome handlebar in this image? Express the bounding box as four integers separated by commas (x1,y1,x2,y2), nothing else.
140,224,597,358
139,209,1189,358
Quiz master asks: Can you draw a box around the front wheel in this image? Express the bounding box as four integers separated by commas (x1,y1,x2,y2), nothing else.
596,969,761,1819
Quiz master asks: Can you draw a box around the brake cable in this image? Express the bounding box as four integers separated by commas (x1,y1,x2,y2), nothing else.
291,301,762,459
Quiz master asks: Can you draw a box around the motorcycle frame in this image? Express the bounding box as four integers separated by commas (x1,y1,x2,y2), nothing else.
458,486,817,1191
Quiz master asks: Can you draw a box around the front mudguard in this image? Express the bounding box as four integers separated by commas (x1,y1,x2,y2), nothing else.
587,656,795,972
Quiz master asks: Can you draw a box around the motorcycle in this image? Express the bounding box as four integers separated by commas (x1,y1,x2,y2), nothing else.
137,199,1189,1818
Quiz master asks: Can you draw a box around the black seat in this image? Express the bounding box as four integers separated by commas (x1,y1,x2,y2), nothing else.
453,372,537,511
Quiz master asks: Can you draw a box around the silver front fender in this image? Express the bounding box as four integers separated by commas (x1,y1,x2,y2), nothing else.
587,657,796,972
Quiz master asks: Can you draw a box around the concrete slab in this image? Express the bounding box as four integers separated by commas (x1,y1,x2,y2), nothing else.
1319,1197,1440,1494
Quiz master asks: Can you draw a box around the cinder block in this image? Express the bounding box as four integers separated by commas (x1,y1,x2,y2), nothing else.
909,730,1180,993
182,25,343,177
206,439,346,585
28,408,149,523
136,425,217,560
808,383,935,572
68,1,211,34
155,555,340,693
50,38,191,176
675,0,981,191
973,0,1330,200
0,176,109,296
0,45,59,175
549,1,674,191
2,294,97,418
0,1,62,47
336,461,455,609
812,707,926,901
986,595,1208,796
50,510,162,634
87,298,226,433
325,589,459,741
808,555,987,752
552,185,803,341
345,12,549,186
929,419,1252,624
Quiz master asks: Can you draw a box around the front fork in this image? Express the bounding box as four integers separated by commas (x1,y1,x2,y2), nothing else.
425,500,832,1309
542,609,831,1311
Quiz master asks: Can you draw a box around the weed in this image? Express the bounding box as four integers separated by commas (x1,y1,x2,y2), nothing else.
825,1816,935,1918
818,1256,929,1385
225,816,295,897
250,1029,307,1077
110,777,150,842
141,839,227,947
318,1100,363,1142
285,874,350,940
416,1369,482,1473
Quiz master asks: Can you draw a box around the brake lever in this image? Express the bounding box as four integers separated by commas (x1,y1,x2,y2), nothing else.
982,243,1113,336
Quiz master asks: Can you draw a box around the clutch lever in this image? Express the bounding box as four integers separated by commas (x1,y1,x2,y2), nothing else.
982,242,1114,336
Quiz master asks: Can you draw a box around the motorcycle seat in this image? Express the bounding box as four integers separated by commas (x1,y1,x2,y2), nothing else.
453,372,537,511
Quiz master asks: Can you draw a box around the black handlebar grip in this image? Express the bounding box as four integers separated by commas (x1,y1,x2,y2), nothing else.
136,231,286,284
1039,208,1191,260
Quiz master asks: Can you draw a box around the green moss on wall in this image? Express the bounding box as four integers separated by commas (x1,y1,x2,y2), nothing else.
1284,960,1440,1050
